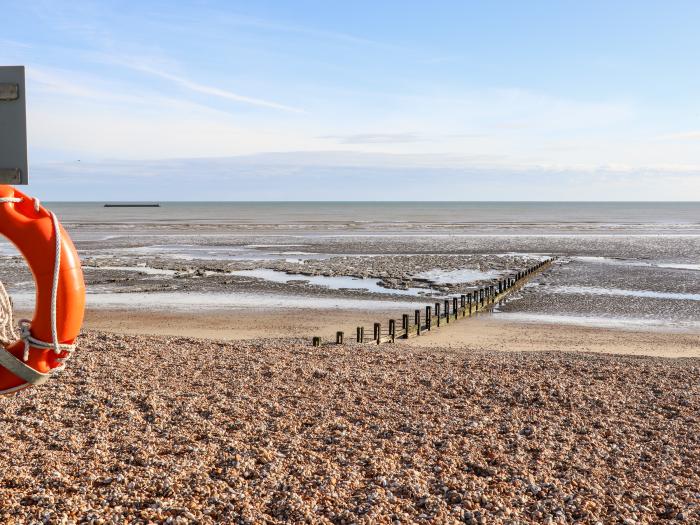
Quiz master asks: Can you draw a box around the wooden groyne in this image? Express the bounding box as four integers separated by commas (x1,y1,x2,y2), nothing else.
311,257,556,346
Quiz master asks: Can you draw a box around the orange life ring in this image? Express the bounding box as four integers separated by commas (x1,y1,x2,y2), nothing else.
0,185,85,394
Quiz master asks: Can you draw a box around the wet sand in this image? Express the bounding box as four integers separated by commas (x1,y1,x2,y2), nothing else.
66,308,700,357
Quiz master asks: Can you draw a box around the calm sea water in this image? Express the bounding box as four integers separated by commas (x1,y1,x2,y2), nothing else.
47,201,700,232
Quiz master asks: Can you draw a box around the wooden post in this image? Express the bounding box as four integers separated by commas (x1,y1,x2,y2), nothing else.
468,292,472,314
425,305,432,330
435,302,441,327
415,310,421,335
357,326,364,343
453,297,458,320
336,331,344,344
402,314,409,338
312,336,321,347
374,322,381,343
389,319,395,343
444,299,450,323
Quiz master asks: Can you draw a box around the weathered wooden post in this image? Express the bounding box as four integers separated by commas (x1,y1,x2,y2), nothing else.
435,302,441,327
444,299,450,323
453,297,458,320
425,305,432,330
312,336,321,347
357,326,364,343
389,319,396,343
336,331,344,344
402,314,409,338
374,322,381,343
468,292,473,314
460,294,466,316
415,310,421,335
480,288,485,307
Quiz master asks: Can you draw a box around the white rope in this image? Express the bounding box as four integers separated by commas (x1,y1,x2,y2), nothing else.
0,281,18,345
0,196,75,377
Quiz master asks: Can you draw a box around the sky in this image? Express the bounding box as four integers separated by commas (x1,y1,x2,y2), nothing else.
2,0,700,200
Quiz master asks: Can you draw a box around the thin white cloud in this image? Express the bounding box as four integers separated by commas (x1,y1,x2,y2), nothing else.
654,130,700,141
26,65,247,119
129,64,305,114
320,133,424,144
30,151,700,201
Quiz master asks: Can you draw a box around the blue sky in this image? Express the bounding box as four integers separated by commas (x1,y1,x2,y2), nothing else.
3,0,700,200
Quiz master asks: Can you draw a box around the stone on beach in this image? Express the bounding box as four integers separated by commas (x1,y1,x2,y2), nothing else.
0,331,697,523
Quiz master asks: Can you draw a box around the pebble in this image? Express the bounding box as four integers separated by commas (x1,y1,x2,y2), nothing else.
0,330,696,524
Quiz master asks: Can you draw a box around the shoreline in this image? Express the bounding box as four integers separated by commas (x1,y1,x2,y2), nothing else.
63,307,700,358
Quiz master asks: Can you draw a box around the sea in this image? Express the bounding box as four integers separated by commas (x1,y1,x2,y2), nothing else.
3,201,699,332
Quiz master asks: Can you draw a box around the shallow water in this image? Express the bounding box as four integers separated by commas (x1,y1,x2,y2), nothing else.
2,201,698,332
10,291,423,312
230,269,432,296
547,285,700,302
416,268,503,284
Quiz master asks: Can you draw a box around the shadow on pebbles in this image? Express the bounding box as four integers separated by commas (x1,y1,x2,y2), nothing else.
0,332,698,524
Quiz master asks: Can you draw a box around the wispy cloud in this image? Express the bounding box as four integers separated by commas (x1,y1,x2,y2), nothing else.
131,64,305,114
31,151,700,201
88,51,305,114
320,133,424,144
653,130,700,141
189,10,393,49
27,65,243,118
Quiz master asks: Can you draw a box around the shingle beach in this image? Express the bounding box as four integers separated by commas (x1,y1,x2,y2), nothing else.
1,331,698,524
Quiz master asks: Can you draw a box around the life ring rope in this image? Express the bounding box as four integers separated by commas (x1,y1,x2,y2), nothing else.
0,195,76,386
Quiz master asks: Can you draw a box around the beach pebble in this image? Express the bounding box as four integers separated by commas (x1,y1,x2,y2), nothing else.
0,330,696,524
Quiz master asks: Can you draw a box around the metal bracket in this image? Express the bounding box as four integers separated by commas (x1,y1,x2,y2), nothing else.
0,83,19,101
0,168,21,183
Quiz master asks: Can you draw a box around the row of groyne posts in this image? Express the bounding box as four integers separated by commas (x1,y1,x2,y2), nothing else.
312,257,556,346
